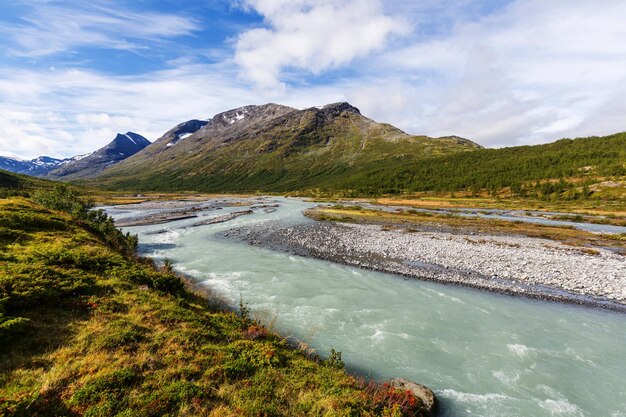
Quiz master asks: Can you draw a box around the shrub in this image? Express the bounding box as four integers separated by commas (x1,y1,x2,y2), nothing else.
32,184,138,257
71,367,141,414
93,319,146,351
110,265,185,296
0,264,98,309
223,340,283,378
0,297,30,343
325,348,345,369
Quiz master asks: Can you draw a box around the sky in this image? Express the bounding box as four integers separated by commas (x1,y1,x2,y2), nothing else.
1,0,625,159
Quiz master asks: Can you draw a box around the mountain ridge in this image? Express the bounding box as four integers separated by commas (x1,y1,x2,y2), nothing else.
46,132,151,180
90,102,480,192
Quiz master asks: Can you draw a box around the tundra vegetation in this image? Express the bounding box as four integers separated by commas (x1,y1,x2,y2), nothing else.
0,182,430,417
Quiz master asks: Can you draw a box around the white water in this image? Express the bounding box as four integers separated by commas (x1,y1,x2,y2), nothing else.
111,199,626,417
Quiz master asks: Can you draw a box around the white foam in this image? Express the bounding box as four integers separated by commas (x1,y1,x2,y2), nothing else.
538,399,583,416
507,343,530,359
439,389,508,404
492,370,520,385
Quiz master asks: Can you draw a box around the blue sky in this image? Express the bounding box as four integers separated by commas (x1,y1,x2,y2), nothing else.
1,0,625,159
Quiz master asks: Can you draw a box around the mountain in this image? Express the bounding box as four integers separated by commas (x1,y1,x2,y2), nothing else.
47,132,151,180
0,155,68,177
90,102,481,192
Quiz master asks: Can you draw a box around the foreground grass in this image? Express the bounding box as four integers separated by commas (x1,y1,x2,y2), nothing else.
0,197,426,416
307,206,626,255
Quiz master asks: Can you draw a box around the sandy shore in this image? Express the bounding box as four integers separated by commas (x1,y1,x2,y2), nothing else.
223,221,626,312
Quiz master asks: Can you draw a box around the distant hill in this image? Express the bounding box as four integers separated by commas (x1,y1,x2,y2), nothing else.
332,132,626,196
90,102,480,192
47,132,151,180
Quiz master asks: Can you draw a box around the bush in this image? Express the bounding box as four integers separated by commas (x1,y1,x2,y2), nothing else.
110,265,185,296
0,297,30,343
32,184,137,257
324,348,345,369
223,340,283,378
0,263,98,309
94,319,146,351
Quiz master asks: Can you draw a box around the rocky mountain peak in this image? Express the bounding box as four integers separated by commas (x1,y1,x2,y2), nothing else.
317,102,361,115
209,103,296,130
46,132,150,180
112,132,151,148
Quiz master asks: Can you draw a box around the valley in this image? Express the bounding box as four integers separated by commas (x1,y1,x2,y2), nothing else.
104,196,626,417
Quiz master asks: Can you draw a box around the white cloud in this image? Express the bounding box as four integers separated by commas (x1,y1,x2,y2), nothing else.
2,0,626,160
365,0,626,146
2,1,201,57
234,0,410,89
0,63,348,159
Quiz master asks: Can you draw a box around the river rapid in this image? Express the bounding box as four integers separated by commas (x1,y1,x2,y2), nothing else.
108,198,626,417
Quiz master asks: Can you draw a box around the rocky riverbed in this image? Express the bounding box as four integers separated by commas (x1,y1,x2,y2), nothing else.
222,221,626,312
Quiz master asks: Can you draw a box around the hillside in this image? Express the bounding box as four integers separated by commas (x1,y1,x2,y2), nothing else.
47,132,151,180
90,102,480,192
0,189,430,416
331,132,626,197
0,169,56,196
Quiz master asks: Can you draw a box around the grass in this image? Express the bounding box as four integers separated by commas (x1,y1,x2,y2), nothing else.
306,206,626,255
0,197,429,416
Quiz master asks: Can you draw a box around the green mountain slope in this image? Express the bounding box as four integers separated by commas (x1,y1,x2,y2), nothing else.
0,169,57,195
332,133,626,195
89,102,480,192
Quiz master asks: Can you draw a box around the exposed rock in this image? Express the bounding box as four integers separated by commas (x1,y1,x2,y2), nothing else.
390,378,439,416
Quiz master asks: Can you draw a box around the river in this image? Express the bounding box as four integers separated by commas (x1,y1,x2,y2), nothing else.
109,198,626,417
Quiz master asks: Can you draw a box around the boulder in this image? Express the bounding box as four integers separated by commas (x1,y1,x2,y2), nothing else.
390,377,439,416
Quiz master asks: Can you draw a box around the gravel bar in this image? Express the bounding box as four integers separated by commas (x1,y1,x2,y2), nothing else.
223,221,626,312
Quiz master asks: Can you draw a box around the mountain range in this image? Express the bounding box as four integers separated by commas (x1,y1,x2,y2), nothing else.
0,132,152,179
91,102,480,192
1,101,624,196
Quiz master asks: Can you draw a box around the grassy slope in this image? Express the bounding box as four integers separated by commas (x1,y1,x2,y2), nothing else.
333,133,626,195
0,169,56,194
90,109,479,193
0,198,426,416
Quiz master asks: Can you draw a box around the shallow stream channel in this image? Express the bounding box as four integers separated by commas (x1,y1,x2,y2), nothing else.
107,198,626,417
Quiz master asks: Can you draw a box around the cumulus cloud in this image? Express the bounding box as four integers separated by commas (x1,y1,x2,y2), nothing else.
234,0,410,89
332,0,626,147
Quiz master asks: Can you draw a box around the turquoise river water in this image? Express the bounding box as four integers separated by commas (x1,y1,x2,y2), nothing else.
110,198,626,417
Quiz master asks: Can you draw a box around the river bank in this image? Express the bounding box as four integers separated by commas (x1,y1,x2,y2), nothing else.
223,218,626,312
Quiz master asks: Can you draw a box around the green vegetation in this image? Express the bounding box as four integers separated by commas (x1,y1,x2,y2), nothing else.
0,169,57,198
88,124,625,205
0,193,429,415
334,133,626,198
